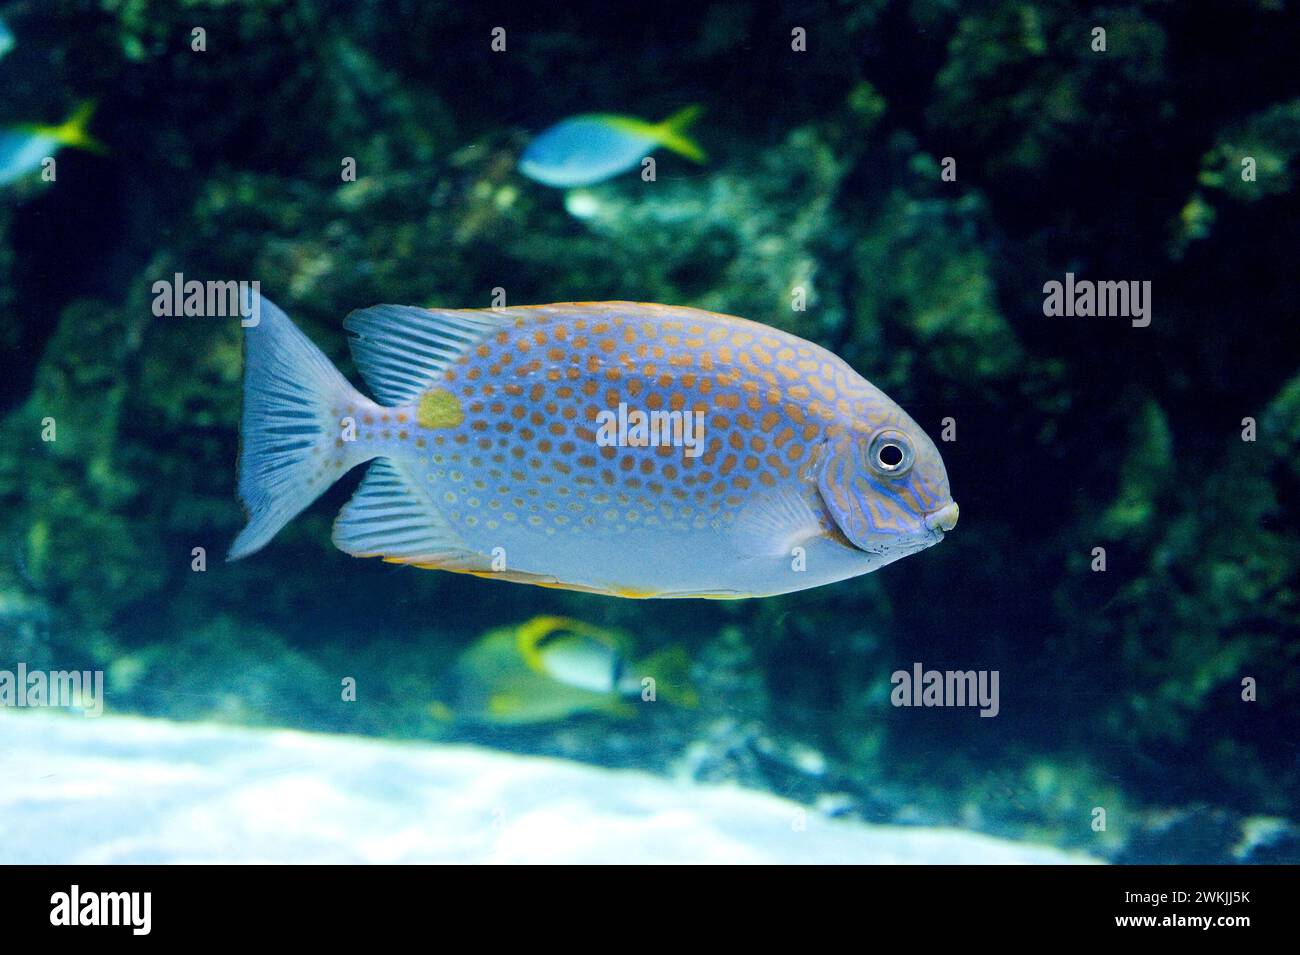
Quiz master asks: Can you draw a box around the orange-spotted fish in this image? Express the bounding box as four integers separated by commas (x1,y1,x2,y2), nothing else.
228,294,958,598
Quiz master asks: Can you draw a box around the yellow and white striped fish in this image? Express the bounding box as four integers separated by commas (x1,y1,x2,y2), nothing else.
229,295,958,598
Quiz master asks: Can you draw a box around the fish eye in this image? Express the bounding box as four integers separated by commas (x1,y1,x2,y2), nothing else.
878,443,904,468
868,430,914,476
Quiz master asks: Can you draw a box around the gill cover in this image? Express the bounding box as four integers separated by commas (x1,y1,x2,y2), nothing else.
818,435,917,551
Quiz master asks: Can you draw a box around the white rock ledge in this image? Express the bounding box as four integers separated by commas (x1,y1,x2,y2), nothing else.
0,711,1097,864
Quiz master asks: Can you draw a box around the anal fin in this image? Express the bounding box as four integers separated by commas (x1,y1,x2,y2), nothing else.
332,458,479,566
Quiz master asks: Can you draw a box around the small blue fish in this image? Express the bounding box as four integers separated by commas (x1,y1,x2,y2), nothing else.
519,105,706,188
0,101,105,187
0,18,14,59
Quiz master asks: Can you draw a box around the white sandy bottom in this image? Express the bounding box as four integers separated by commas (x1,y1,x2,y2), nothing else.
0,711,1096,864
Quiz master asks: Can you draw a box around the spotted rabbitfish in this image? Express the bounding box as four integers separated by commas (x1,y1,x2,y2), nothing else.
229,295,958,598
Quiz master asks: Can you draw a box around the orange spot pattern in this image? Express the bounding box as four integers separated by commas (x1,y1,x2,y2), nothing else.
385,303,909,539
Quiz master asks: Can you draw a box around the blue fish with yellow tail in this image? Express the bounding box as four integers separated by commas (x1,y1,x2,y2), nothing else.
229,294,958,599
518,105,706,188
0,101,106,186
433,615,697,725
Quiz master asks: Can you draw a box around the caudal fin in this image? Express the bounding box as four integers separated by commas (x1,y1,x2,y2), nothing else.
54,101,107,155
228,293,377,560
632,646,699,709
654,105,707,163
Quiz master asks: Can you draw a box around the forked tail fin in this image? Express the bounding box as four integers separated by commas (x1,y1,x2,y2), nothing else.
228,293,378,560
54,101,107,154
654,105,707,163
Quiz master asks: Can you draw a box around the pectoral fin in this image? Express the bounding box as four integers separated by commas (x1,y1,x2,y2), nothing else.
729,484,828,559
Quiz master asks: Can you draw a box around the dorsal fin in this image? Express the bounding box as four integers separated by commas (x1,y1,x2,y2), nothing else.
343,305,510,406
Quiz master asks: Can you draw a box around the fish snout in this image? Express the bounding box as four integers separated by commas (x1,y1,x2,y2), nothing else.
924,501,959,534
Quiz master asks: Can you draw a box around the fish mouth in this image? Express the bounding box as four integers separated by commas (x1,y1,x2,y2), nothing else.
924,501,960,535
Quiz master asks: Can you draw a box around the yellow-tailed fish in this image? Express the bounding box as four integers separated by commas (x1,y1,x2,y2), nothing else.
518,105,706,188
433,615,696,725
0,101,106,187
228,294,958,598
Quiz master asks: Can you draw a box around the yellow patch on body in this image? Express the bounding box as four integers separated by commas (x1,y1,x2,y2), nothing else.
417,388,464,429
